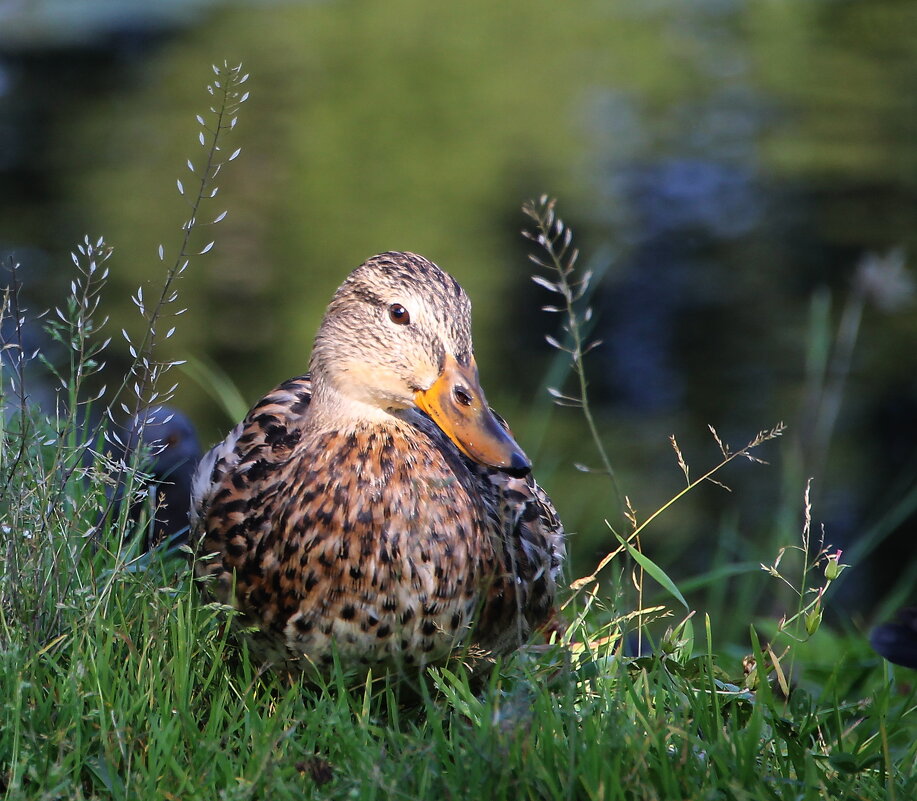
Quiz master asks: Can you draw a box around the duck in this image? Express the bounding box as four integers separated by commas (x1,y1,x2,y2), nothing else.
95,405,201,551
110,406,201,550
190,252,564,673
871,607,917,669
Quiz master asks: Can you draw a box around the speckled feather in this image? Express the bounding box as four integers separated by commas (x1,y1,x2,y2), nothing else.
191,253,564,673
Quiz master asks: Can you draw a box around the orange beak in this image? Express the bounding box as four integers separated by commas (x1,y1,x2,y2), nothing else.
414,354,531,477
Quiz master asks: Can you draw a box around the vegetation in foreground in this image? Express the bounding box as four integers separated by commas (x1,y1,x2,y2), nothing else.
1,64,915,801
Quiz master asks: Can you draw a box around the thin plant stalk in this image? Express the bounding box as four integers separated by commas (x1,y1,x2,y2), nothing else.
522,195,622,515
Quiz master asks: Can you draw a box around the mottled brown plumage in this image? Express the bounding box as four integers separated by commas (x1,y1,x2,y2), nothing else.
191,252,564,673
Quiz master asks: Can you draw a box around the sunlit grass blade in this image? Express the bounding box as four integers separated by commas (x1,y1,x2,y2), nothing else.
615,531,689,610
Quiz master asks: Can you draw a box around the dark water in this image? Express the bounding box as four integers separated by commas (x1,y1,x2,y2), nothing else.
1,0,915,624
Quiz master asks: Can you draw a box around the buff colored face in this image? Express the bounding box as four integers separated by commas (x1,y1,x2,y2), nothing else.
311,255,532,477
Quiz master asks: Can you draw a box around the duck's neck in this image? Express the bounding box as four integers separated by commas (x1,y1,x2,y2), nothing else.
307,372,413,434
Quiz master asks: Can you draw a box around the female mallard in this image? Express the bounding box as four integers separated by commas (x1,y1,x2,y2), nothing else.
191,252,564,672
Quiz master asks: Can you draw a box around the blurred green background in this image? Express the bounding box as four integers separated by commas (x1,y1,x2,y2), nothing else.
1,0,916,630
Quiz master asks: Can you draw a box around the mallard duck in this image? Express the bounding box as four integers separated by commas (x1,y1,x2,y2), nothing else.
191,252,564,673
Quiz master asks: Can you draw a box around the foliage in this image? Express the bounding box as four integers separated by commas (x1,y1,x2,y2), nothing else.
1,66,916,801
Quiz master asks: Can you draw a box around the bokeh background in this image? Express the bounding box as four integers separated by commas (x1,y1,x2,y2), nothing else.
2,0,916,639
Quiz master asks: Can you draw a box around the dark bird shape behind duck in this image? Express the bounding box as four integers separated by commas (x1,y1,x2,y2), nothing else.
871,607,917,669
104,405,202,551
191,252,565,673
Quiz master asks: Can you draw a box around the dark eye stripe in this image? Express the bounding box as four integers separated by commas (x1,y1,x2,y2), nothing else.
388,303,411,325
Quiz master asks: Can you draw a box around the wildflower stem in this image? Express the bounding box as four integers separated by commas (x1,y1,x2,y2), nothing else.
523,195,622,516
116,62,247,416
569,423,785,593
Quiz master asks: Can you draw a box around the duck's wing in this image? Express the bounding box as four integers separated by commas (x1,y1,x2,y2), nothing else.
463,408,566,651
470,463,566,650
408,402,565,649
190,374,313,538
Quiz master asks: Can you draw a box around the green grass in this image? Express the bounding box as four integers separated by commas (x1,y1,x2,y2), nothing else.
1,549,914,800
2,63,917,801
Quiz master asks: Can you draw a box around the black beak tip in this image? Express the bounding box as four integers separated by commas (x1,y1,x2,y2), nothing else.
505,451,532,478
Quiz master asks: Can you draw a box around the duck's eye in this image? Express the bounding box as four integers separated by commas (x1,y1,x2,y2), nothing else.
453,386,473,407
388,303,411,325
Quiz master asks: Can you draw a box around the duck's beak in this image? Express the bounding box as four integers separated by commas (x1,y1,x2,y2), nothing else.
415,354,531,477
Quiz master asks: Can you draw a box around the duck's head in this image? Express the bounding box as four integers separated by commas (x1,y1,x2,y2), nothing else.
310,252,531,477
